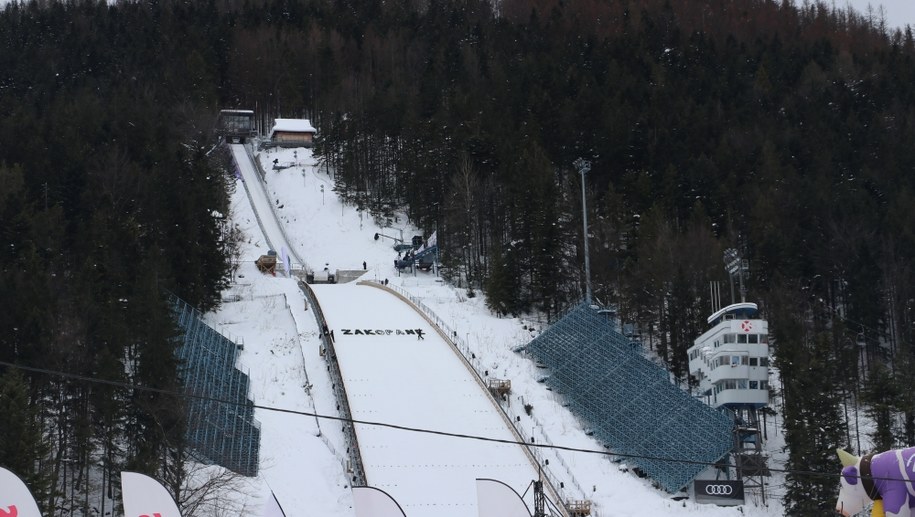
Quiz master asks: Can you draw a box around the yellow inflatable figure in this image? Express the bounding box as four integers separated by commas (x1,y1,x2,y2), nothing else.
872,499,885,517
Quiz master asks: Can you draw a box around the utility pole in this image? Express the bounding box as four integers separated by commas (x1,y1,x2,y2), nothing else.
574,158,592,304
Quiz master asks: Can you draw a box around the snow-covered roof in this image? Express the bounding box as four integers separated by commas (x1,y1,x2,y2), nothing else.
706,302,758,325
271,118,316,134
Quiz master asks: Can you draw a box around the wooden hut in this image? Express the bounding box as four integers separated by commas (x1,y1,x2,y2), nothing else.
269,118,317,148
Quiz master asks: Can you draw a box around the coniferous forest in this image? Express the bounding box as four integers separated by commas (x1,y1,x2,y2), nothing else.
1,0,915,514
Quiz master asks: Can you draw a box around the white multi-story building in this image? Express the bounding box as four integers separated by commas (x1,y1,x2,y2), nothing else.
687,302,769,409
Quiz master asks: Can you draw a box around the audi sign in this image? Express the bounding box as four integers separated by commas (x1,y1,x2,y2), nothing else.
694,480,745,506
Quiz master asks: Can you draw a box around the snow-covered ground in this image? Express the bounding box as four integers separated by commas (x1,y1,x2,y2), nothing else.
312,282,548,516
207,142,787,516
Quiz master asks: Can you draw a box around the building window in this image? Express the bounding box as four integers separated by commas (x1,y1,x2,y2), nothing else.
760,357,769,367
738,334,748,344
723,334,735,344
749,357,758,366
748,334,758,344
760,334,769,344
749,380,759,389
738,379,748,389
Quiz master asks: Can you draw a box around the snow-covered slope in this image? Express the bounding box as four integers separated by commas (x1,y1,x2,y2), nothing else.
210,143,786,516
312,282,548,516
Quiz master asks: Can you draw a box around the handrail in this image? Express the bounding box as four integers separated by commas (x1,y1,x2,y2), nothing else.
298,281,367,486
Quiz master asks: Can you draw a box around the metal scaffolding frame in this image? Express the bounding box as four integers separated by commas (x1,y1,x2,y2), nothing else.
520,302,733,492
172,295,261,477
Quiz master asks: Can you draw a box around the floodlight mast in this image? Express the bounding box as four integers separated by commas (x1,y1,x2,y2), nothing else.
575,158,592,304
723,248,749,303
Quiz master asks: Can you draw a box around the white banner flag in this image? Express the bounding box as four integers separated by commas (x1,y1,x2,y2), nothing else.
476,478,532,517
280,247,291,278
352,486,407,517
262,489,286,517
121,472,182,517
0,467,42,517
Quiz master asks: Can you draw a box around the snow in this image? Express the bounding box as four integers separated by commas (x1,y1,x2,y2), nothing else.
209,142,787,516
270,118,317,134
312,283,544,516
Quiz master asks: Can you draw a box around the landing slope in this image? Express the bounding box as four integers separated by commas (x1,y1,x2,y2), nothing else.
312,283,541,517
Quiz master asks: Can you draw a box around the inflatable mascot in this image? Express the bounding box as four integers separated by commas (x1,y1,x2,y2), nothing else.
836,448,915,517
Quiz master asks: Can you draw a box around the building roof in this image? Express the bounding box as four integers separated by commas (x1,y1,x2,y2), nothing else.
706,302,758,325
271,118,316,134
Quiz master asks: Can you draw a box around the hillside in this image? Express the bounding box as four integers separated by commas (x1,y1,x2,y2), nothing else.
220,142,787,515
1,0,914,514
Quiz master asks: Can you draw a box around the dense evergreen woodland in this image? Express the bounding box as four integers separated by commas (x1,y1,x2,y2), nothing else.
1,0,914,514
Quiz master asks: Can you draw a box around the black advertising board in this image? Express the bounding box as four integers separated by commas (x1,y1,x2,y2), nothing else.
694,480,745,506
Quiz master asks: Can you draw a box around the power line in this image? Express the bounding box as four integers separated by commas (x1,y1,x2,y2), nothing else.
0,359,887,484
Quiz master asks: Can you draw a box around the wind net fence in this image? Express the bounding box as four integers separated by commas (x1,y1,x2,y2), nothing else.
172,295,261,476
519,302,732,492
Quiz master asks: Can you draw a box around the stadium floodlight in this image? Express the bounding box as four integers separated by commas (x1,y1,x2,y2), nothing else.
574,158,592,304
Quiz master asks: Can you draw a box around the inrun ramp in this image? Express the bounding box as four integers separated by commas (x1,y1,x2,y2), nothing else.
521,302,733,493
230,143,306,269
311,283,542,516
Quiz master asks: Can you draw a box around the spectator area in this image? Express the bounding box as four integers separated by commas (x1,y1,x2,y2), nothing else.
172,295,261,476
520,302,733,492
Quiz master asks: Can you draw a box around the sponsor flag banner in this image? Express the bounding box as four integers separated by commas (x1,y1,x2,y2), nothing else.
475,478,532,517
352,486,406,517
262,489,286,517
0,466,42,517
280,247,291,278
694,480,745,506
121,472,182,517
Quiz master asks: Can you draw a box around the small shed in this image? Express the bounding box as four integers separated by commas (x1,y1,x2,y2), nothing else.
269,118,317,148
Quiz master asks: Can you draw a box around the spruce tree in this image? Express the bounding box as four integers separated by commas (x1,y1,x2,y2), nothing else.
0,369,53,512
779,330,847,515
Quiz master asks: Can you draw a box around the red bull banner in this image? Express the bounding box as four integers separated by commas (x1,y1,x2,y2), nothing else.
120,472,182,517
0,467,41,517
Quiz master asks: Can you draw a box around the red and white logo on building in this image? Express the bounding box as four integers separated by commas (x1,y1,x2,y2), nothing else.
740,320,753,332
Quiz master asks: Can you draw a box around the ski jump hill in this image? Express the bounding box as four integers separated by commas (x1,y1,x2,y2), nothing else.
227,140,736,514
312,282,555,516
230,142,561,516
